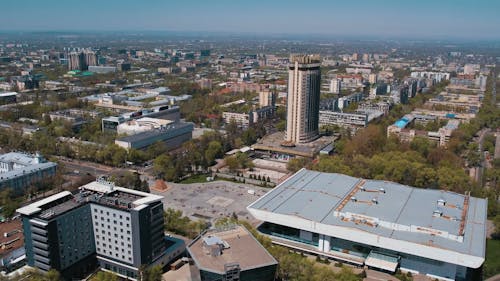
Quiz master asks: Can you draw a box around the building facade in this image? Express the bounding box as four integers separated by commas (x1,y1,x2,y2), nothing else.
17,179,184,280
248,169,486,281
0,152,57,193
115,122,194,151
285,54,321,144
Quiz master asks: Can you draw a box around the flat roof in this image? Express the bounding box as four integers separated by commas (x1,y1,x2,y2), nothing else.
17,180,164,218
252,132,337,158
248,169,487,265
188,225,277,274
0,92,18,97
0,219,24,256
116,121,193,143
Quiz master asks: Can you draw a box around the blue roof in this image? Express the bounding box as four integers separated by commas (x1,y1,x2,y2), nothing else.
394,120,408,128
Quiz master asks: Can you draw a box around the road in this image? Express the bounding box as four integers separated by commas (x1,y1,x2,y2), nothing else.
474,128,491,184
492,64,497,106
55,156,132,176
495,132,500,160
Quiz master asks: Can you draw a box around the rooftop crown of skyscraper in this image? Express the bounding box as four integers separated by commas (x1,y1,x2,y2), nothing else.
290,54,321,64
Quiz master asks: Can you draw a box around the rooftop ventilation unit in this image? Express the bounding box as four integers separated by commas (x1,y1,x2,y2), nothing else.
371,198,379,204
350,196,357,202
437,198,446,206
379,188,386,193
360,186,366,191
433,209,443,217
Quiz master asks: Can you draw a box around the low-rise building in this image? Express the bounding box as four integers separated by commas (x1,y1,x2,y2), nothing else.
101,105,180,132
0,152,57,192
116,117,173,136
88,66,117,73
0,92,18,105
188,225,277,281
115,122,194,151
0,219,25,272
223,106,275,129
248,169,487,281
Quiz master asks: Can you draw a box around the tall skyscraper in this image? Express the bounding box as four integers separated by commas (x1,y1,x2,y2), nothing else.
67,50,98,71
284,54,321,144
68,52,85,71
84,50,98,68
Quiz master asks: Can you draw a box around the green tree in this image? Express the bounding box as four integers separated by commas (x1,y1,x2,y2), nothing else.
241,127,257,145
225,155,240,172
204,140,223,166
91,271,118,281
287,157,311,173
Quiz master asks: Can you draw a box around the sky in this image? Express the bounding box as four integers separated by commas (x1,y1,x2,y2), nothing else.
1,0,499,40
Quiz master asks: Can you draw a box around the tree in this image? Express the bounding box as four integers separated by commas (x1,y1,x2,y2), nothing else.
91,271,118,281
287,157,311,173
153,154,173,179
342,124,386,157
204,140,223,166
164,208,191,236
128,149,148,164
225,155,240,172
140,265,163,281
241,127,257,145
146,141,168,159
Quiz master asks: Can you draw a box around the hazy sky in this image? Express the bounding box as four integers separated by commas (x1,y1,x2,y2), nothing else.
1,0,499,39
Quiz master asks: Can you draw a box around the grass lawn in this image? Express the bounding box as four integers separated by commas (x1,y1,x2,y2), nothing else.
484,239,500,278
178,174,210,184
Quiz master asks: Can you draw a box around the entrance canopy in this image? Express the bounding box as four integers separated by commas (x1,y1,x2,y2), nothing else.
365,251,399,272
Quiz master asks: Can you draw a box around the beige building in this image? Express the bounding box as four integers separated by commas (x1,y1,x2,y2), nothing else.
285,54,321,144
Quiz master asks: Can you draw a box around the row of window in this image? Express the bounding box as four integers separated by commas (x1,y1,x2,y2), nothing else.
93,208,129,220
94,222,130,232
97,248,132,262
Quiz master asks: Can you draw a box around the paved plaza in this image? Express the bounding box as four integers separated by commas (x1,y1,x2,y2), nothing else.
151,181,270,223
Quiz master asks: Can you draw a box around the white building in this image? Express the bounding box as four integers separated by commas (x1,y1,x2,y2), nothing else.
116,117,173,136
329,79,341,94
248,169,486,281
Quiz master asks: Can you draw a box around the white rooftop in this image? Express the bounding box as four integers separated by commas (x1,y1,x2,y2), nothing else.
248,169,487,268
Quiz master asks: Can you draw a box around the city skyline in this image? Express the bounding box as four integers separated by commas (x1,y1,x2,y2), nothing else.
1,0,499,40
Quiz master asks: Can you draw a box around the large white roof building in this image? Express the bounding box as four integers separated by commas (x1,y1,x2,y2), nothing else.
248,169,487,281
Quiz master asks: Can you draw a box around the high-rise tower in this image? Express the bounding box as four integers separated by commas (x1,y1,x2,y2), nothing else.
284,54,321,144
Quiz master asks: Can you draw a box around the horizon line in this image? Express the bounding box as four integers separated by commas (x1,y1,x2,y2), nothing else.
0,29,499,42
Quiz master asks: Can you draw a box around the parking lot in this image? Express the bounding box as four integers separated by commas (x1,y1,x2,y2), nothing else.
151,181,270,224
